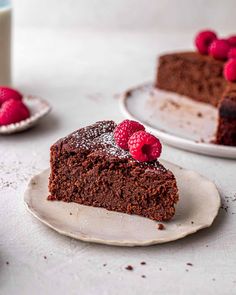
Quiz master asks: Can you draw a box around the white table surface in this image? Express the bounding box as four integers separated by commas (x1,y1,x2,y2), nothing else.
0,28,236,295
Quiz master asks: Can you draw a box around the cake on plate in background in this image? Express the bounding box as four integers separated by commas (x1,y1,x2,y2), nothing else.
156,30,236,146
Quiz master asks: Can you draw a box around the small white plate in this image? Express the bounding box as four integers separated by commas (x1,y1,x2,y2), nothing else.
24,161,220,247
0,95,51,134
119,83,236,159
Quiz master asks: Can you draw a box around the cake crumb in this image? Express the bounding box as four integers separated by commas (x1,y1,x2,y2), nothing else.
125,265,133,271
197,112,203,117
141,275,146,278
69,212,72,215
44,256,47,260
6,261,9,265
220,204,229,212
103,263,107,267
157,223,165,230
191,221,194,224
140,261,146,265
186,263,193,267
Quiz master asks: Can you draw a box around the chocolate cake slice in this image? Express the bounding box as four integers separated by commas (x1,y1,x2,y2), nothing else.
156,51,236,146
48,121,179,221
156,52,227,107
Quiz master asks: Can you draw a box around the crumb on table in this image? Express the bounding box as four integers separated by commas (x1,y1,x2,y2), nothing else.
157,223,165,230
197,112,203,117
140,261,146,265
125,265,133,271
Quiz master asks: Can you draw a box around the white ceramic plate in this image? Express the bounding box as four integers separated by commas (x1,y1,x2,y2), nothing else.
119,83,236,159
24,161,220,247
0,95,51,134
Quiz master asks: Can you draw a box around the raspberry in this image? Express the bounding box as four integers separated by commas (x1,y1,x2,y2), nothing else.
0,99,30,126
0,86,22,106
228,48,236,59
128,131,162,162
209,39,231,60
223,59,236,82
227,35,236,47
194,30,217,55
114,119,145,150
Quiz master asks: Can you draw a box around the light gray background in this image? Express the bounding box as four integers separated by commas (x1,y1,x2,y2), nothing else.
13,0,236,32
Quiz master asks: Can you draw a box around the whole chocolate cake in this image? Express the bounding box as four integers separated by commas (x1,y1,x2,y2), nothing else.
156,52,227,107
156,31,236,146
48,121,179,221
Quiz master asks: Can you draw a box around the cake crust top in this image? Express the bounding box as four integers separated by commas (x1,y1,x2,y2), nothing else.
52,120,167,172
159,51,224,66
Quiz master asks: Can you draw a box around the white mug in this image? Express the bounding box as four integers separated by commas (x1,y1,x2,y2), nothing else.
0,0,11,86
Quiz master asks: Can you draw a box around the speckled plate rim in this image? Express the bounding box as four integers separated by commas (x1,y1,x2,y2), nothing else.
0,95,51,134
24,161,221,247
119,82,236,159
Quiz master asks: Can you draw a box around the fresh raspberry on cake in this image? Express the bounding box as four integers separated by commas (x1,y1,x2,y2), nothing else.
228,48,236,59
0,98,30,126
224,59,236,82
114,119,145,150
194,30,217,55
227,35,236,47
209,39,231,60
128,131,162,162
0,86,22,106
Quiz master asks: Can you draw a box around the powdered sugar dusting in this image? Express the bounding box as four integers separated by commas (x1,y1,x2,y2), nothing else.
64,120,166,171
69,121,130,159
97,133,129,158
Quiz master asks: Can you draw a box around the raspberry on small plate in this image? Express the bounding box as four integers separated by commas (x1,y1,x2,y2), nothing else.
0,86,51,134
0,87,22,105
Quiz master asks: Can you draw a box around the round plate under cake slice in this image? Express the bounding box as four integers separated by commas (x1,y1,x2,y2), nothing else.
119,83,236,159
24,160,220,247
